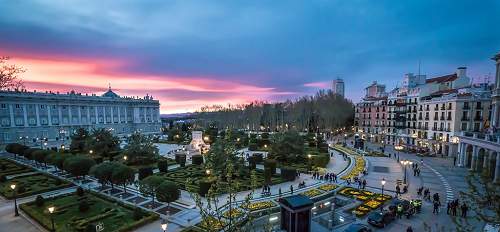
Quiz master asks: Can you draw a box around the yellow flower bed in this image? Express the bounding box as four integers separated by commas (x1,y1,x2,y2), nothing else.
355,195,369,201
223,208,243,218
243,201,276,211
364,200,382,209
341,156,365,180
353,210,367,217
200,217,225,230
374,195,392,202
318,184,337,192
301,189,323,198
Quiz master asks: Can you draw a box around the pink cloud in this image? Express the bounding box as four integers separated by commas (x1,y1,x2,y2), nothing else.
303,81,330,88
6,54,295,113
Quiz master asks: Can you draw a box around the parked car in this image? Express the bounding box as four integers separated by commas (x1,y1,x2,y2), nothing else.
367,210,395,228
344,223,372,232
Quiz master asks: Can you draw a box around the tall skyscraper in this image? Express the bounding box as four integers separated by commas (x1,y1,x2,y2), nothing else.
332,78,345,97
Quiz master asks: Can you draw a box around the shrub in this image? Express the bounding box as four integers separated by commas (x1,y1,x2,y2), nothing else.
198,180,213,197
158,160,169,173
263,168,273,184
280,167,297,181
54,178,62,185
0,175,6,182
79,200,90,212
85,224,97,232
133,207,143,220
192,155,203,165
17,185,26,194
0,164,6,171
313,155,330,168
176,154,186,167
35,195,45,207
76,186,85,196
248,157,257,170
138,167,153,180
264,159,277,175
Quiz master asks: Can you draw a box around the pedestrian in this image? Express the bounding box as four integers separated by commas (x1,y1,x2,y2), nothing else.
397,204,403,219
290,185,294,194
362,179,367,189
407,226,414,232
453,156,457,166
447,202,451,215
279,187,282,197
396,185,401,197
433,200,440,214
461,203,468,218
452,202,457,216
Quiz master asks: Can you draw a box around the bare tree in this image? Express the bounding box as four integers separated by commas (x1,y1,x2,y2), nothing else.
0,56,25,90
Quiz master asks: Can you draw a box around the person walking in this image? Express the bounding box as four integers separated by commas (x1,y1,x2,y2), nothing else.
447,202,451,215
396,185,401,197
452,202,457,216
362,179,367,189
433,200,440,214
407,226,414,232
461,203,468,218
397,204,403,219
290,185,294,194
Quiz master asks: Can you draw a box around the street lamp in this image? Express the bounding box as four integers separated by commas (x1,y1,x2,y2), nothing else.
89,150,93,155
205,169,211,176
381,178,386,211
400,160,409,184
48,206,55,232
161,219,168,232
123,155,128,161
307,154,312,172
10,184,19,216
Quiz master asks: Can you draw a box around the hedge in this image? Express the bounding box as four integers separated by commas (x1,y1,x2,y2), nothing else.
280,167,297,181
20,191,159,232
138,167,153,180
192,155,203,165
158,160,169,173
175,154,187,167
264,159,277,175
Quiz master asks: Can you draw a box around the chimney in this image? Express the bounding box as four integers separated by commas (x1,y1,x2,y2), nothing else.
457,67,467,78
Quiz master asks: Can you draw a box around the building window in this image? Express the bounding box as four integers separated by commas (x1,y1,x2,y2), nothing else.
15,104,20,109
461,123,467,131
40,105,45,109
0,104,6,109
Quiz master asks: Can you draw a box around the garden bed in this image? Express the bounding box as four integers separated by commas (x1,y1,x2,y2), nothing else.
161,165,286,194
20,191,158,232
0,173,73,199
338,187,392,217
0,158,33,176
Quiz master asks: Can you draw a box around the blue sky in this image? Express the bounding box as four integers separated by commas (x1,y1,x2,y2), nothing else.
0,0,499,112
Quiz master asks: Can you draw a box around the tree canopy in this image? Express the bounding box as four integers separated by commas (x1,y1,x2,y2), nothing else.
269,131,305,163
63,155,96,178
122,132,158,164
87,128,120,159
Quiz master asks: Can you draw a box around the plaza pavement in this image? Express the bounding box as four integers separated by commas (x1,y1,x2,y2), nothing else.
333,138,482,232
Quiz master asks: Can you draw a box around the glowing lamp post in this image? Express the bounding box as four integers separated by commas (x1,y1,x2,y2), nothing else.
48,206,55,232
11,184,19,216
380,178,386,211
161,220,168,232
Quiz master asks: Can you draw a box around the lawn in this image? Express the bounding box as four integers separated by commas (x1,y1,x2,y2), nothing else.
0,173,73,199
0,158,33,176
161,165,287,193
21,191,158,232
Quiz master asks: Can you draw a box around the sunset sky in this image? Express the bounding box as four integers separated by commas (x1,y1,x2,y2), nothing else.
1,1,499,113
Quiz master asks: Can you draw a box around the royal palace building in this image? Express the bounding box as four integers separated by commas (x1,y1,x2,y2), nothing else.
0,86,161,147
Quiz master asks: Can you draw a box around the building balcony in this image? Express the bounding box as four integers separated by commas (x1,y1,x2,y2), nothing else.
463,105,470,110
459,132,500,151
474,116,483,121
440,116,445,120
447,116,452,121
425,117,429,120
461,117,470,121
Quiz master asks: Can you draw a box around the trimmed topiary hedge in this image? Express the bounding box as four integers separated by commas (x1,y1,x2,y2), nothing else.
138,167,153,180
192,155,203,165
158,160,169,173
175,154,187,167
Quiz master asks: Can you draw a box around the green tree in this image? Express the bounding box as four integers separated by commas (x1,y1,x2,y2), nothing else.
46,152,72,173
63,156,96,179
269,131,305,163
156,181,180,207
33,149,50,167
112,164,135,193
139,175,164,204
122,132,159,164
89,162,117,189
70,128,89,153
87,128,120,160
